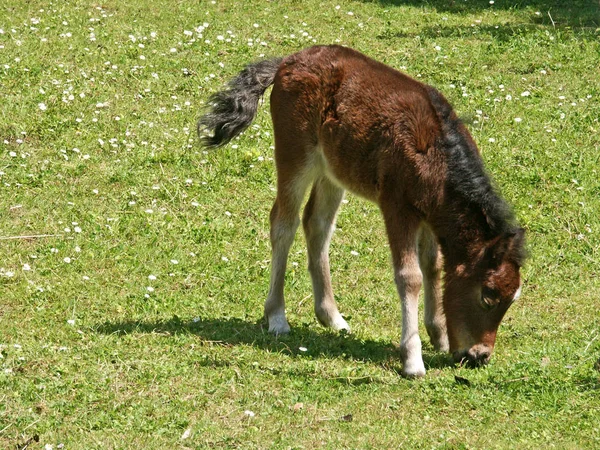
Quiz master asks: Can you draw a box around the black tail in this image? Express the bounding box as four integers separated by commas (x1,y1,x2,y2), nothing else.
198,57,283,148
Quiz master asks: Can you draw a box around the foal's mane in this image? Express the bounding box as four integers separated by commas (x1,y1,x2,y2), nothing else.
425,87,518,239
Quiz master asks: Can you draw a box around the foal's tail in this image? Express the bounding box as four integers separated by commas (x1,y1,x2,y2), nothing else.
198,57,283,148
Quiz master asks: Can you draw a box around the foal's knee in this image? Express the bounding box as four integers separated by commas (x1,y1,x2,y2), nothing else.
394,268,423,295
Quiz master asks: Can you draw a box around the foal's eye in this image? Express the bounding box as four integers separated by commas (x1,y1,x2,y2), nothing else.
479,287,500,311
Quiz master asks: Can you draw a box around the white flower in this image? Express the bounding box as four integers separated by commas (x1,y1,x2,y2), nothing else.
170,259,179,265
147,286,154,292
350,250,359,256
64,257,72,263
244,410,255,417
39,102,47,110
299,347,308,352
148,274,157,280
67,319,75,325
23,264,31,271
514,117,522,123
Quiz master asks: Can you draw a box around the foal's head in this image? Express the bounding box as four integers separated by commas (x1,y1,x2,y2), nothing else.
443,228,526,367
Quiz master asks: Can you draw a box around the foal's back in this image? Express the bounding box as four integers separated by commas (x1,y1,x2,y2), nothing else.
270,45,443,204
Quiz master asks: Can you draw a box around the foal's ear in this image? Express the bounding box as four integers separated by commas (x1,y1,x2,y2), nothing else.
485,228,526,267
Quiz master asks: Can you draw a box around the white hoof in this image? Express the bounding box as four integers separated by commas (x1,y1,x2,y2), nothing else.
402,360,426,378
329,315,351,333
434,335,450,353
267,313,290,335
400,338,426,378
316,308,351,333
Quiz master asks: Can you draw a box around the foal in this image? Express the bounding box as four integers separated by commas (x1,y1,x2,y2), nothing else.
199,45,525,377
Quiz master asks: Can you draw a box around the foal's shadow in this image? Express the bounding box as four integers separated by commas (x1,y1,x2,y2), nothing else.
94,316,454,371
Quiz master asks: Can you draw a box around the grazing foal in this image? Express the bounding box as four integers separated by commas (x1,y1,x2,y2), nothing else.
199,45,525,377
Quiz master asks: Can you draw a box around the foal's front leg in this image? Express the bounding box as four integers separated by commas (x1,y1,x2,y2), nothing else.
418,227,449,352
381,205,426,377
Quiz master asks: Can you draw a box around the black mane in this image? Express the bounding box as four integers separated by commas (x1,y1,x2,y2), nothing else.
425,86,518,238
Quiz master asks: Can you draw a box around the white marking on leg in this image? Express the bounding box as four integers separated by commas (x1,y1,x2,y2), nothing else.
396,267,426,377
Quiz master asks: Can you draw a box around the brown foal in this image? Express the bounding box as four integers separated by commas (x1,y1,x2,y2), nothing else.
199,45,526,377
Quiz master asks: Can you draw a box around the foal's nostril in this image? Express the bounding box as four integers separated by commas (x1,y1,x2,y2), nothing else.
467,348,491,367
453,347,492,367
478,351,491,365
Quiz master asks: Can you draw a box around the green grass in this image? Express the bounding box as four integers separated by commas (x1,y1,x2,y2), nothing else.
1,0,599,448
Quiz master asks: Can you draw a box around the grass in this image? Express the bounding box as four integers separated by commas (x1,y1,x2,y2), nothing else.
1,0,599,448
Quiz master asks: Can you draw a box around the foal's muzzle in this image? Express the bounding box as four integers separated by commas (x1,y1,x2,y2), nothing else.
453,344,492,367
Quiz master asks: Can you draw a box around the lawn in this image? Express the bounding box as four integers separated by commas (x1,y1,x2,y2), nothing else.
1,0,599,448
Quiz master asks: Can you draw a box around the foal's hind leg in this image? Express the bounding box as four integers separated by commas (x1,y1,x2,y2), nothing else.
264,167,313,335
303,176,349,332
418,227,449,352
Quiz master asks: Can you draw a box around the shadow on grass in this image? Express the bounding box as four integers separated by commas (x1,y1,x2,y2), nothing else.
369,0,599,44
94,315,454,371
363,0,599,29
